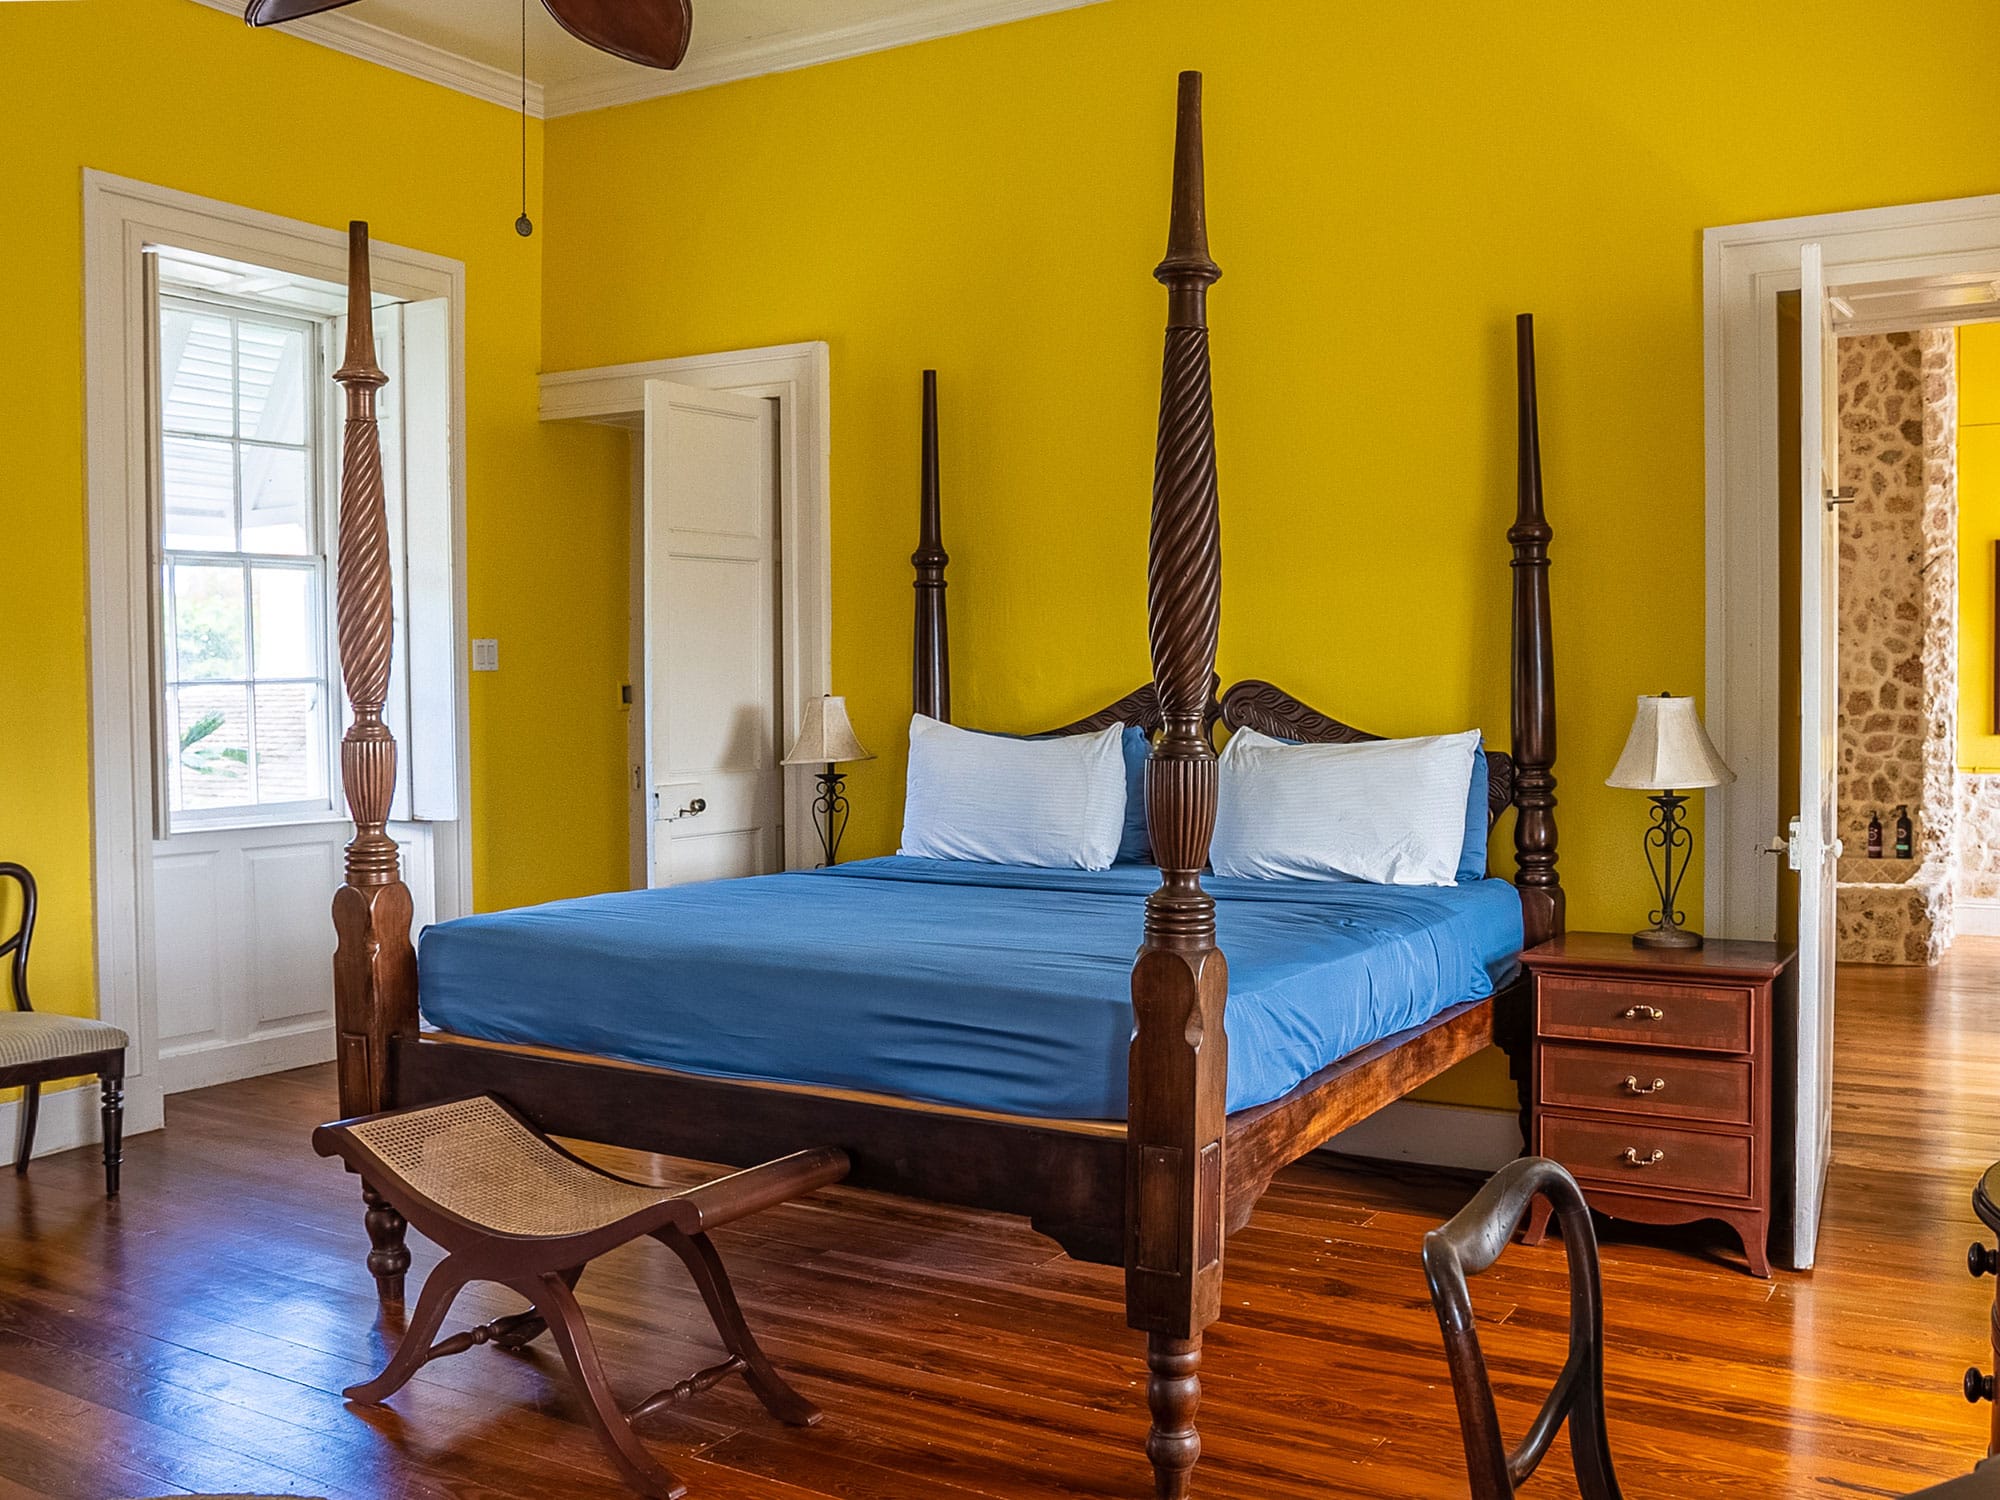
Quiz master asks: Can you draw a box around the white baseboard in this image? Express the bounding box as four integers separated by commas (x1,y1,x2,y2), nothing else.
1,1075,164,1166
1320,1099,1523,1174
1957,897,2000,936
158,1024,335,1095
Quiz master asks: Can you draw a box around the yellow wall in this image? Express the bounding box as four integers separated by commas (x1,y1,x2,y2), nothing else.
1960,324,2000,770
541,0,2000,1107
1,0,630,1024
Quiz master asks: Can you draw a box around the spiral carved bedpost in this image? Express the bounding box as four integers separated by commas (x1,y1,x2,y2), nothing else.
330,221,418,1305
1127,71,1228,1500
1510,313,1562,947
912,370,950,723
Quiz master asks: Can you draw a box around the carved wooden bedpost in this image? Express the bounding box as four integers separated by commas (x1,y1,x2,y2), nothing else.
913,370,950,722
1128,71,1227,1500
1510,312,1562,945
331,221,418,1304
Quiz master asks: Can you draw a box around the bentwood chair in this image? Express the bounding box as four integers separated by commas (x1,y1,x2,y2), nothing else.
1,863,128,1196
1423,1158,2000,1499
1421,1157,1621,1499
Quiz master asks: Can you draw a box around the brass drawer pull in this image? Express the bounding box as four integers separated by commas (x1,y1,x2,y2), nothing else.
1619,1004,1665,1021
1623,1075,1668,1096
1621,1147,1666,1167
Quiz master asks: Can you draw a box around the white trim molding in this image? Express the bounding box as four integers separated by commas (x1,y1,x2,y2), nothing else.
1957,898,2000,938
82,172,474,1116
185,0,545,115
541,344,833,877
185,0,1105,117
1323,1101,1523,1175
1703,193,2000,942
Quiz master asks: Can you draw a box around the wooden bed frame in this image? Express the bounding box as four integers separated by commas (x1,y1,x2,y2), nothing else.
325,73,1560,1498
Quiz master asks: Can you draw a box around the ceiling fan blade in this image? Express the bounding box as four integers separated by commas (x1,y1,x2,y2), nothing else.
541,0,692,71
243,0,362,24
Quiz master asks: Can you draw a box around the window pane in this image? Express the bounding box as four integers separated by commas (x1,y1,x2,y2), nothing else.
170,562,247,680
172,685,252,811
161,436,236,550
238,320,307,445
160,307,234,437
253,682,328,805
251,565,317,678
240,444,310,554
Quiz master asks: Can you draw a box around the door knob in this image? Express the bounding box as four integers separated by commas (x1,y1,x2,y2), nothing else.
1972,1242,2000,1278
1966,1368,1996,1404
676,797,707,820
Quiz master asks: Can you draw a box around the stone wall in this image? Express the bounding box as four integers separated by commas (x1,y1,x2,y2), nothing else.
1834,330,1957,965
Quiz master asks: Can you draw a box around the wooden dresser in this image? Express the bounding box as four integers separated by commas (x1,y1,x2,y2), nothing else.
1518,932,1793,1278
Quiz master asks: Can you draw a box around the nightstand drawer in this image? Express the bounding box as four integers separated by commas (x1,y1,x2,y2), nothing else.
1539,1043,1753,1125
1540,1113,1752,1199
1537,973,1752,1053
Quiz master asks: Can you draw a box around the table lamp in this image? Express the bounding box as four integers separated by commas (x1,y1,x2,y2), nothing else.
1606,693,1736,950
783,695,873,867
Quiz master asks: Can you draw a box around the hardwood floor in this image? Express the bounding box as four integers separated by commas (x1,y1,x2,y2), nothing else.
3,945,1996,1499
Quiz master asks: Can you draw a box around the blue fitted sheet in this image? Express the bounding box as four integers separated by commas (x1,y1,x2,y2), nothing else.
417,857,1523,1121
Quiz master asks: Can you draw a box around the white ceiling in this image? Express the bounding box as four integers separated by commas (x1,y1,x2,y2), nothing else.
190,0,1107,117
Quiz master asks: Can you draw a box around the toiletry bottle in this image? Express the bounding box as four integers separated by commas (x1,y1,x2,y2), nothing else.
1894,805,1913,860
1867,811,1883,859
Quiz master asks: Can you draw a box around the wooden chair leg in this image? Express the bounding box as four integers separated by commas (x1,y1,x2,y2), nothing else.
345,1257,471,1405
13,1082,39,1175
361,1180,411,1305
655,1227,819,1426
517,1272,689,1500
99,1063,124,1198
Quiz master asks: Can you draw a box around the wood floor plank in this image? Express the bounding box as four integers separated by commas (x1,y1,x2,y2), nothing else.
3,942,1998,1496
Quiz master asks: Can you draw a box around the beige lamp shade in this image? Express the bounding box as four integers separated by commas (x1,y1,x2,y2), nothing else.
1605,694,1735,791
783,695,873,767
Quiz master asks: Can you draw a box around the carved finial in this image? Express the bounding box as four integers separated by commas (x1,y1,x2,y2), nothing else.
337,222,387,391
1156,71,1221,326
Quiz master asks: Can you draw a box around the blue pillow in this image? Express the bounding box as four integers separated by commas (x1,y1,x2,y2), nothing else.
1458,742,1489,884
1118,724,1152,864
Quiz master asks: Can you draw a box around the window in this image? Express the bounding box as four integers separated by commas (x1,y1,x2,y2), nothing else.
156,288,335,824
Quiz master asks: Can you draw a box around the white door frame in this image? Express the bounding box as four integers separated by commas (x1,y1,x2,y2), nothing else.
1704,192,2000,942
80,172,473,1144
540,344,832,878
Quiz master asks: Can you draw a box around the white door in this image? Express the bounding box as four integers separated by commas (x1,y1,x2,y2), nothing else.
642,379,784,886
1790,241,1844,1266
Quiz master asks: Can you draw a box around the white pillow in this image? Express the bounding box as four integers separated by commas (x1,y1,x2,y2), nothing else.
1211,726,1481,885
899,715,1128,869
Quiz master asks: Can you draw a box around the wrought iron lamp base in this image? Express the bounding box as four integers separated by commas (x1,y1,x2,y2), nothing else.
811,766,850,868
1632,790,1702,950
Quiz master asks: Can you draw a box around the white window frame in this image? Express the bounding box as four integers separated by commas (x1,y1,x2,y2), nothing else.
155,288,343,831
83,172,473,1128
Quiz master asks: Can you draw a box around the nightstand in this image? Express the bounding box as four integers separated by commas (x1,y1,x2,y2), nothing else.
1518,932,1793,1278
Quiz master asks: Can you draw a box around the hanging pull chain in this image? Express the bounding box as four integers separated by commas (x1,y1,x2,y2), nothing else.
515,0,534,236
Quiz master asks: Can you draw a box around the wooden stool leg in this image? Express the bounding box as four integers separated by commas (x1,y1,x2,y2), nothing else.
656,1227,819,1426
346,1257,470,1405
520,1272,689,1500
362,1180,411,1305
491,1266,581,1351
14,1082,39,1174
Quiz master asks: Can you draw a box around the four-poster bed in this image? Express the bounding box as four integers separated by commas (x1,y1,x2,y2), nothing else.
325,72,1560,1498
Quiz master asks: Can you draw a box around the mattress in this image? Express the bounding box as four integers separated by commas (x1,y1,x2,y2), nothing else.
417,856,1524,1121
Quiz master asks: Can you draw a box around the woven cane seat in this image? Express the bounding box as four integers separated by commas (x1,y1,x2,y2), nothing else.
0,1012,127,1070
343,1095,670,1239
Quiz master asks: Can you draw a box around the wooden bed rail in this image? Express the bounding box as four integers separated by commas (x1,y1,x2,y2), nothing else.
1127,69,1228,1500
329,221,418,1303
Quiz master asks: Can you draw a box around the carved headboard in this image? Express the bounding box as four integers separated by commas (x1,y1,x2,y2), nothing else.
1040,678,1516,829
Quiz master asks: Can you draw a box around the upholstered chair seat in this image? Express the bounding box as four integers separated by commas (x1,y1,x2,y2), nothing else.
0,1013,129,1071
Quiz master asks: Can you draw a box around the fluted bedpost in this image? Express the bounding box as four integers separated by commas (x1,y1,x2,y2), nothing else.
1510,314,1562,947
912,370,950,723
1127,71,1228,1500
330,221,418,1304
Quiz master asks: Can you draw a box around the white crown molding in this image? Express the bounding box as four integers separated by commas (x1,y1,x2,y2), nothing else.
184,0,1103,119
541,0,1109,115
185,0,545,116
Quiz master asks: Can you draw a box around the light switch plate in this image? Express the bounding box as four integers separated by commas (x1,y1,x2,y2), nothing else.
471,638,499,672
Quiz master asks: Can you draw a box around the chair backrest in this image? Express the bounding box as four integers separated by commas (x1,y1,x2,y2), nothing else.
0,863,34,1013
1421,1156,1622,1500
